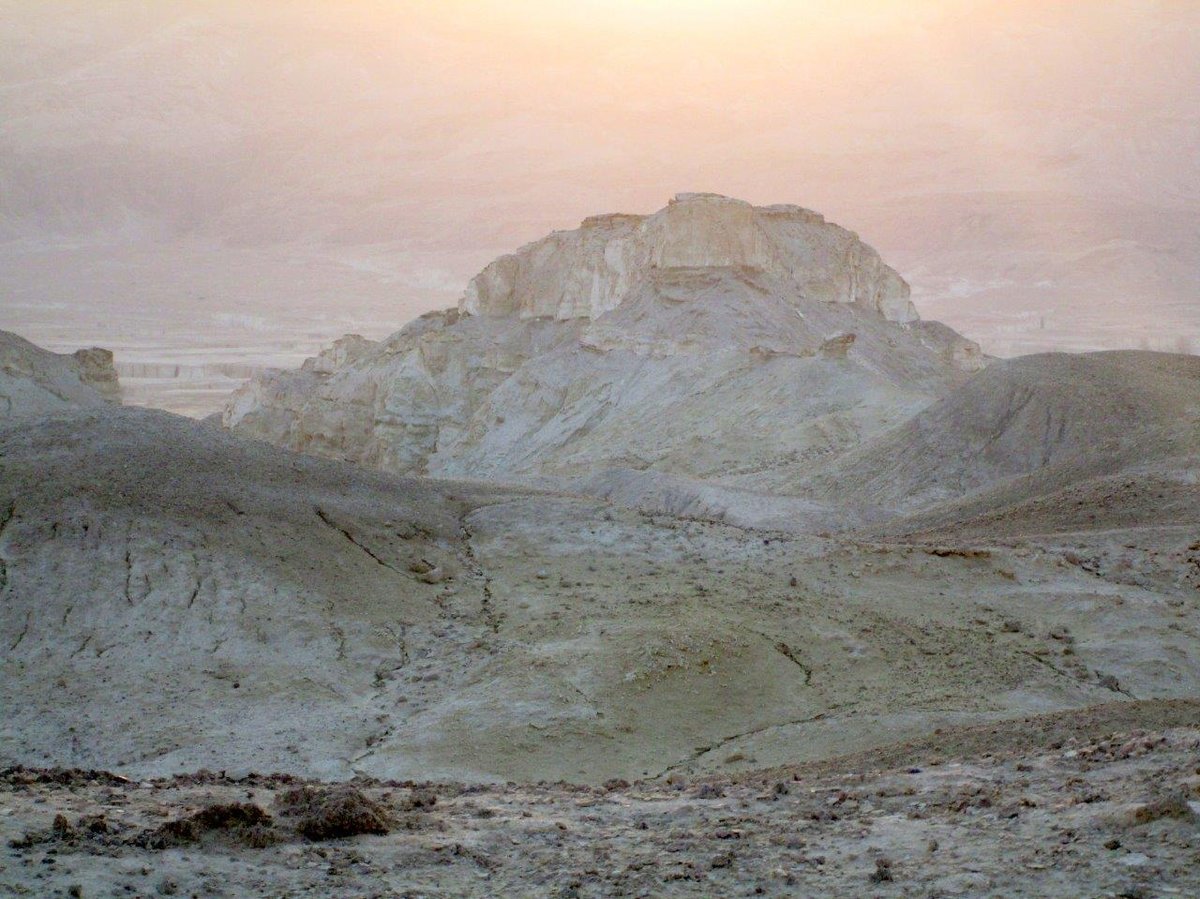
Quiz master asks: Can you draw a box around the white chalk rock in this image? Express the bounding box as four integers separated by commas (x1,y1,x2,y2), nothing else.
462,193,918,323
224,196,982,485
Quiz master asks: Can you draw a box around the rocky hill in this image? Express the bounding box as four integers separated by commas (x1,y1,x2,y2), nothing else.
3,333,1198,787
223,194,983,485
0,330,119,416
796,351,1200,525
219,199,1200,542
5,402,1199,786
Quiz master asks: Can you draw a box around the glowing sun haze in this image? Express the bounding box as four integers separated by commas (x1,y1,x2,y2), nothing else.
470,0,919,30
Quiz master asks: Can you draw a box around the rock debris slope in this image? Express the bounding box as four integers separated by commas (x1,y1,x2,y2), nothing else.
223,194,984,485
6,707,1200,897
3,399,1199,784
0,330,120,416
796,351,1200,534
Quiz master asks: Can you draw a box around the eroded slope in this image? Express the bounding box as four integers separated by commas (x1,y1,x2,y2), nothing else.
3,406,1197,785
0,329,119,416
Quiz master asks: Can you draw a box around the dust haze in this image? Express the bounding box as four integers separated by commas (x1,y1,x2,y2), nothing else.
1,0,1197,414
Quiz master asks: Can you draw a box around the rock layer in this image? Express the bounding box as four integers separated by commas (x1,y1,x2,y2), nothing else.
0,330,120,416
462,193,918,323
223,196,983,484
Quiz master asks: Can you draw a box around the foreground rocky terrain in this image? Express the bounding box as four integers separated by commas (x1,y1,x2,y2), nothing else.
2,190,1197,895
3,705,1199,897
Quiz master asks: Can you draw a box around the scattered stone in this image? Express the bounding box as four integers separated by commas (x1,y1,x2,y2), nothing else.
51,814,73,840
275,786,391,840
137,803,276,850
1126,793,1196,826
400,789,438,812
417,567,446,585
1097,673,1124,693
869,857,895,883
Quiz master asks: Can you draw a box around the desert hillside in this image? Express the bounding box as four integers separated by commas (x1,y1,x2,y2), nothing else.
223,194,983,493
2,322,1198,896
3,2,1198,895
2,326,1197,787
800,351,1200,520
221,197,1198,543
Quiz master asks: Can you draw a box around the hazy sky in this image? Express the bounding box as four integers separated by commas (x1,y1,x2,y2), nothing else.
5,0,1194,243
1,0,1197,360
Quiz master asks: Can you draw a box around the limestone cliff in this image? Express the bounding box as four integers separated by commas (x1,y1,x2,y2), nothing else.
462,193,917,323
223,195,983,484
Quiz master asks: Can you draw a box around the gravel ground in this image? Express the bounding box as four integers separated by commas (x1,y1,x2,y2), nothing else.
3,712,1198,898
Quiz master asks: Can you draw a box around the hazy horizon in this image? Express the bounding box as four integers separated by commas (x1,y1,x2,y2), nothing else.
2,0,1198,412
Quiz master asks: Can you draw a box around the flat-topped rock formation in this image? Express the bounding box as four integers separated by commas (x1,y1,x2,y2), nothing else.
223,195,983,486
462,193,918,323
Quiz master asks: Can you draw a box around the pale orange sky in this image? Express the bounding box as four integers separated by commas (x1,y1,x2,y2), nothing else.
1,0,1197,359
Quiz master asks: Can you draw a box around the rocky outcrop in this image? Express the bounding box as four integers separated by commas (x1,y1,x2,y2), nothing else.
224,195,984,484
462,193,918,323
70,347,121,403
0,330,120,416
820,333,857,359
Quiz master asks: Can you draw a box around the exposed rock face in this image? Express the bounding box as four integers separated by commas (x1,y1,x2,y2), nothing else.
224,195,983,483
0,330,120,416
70,347,121,403
301,334,379,375
820,333,857,359
462,194,918,323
